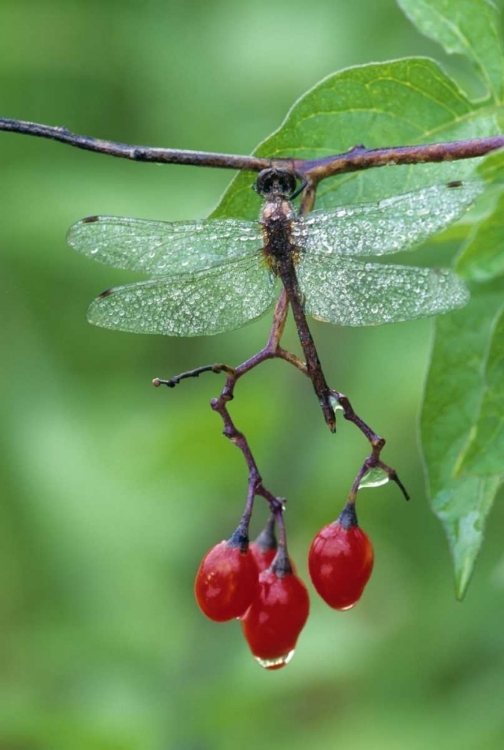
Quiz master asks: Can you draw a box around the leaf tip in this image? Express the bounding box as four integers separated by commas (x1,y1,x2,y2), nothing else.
454,556,474,601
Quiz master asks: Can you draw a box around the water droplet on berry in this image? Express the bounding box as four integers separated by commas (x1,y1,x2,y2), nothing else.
358,466,389,489
254,650,295,670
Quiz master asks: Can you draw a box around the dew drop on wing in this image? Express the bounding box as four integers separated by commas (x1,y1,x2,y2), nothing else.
254,650,295,670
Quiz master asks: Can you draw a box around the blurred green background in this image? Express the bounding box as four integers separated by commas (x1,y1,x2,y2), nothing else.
1,1,504,748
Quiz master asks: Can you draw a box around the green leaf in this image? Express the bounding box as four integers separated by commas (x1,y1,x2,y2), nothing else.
476,146,504,183
456,190,504,282
430,475,502,599
397,0,504,103
455,306,504,476
420,286,504,598
212,58,499,220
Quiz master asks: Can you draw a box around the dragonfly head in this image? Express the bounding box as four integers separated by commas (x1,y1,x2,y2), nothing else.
254,168,297,200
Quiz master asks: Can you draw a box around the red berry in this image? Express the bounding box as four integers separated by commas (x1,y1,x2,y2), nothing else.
249,542,277,573
308,503,374,610
241,564,310,669
194,539,259,622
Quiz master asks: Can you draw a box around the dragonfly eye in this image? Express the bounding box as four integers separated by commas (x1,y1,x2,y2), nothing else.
255,168,297,199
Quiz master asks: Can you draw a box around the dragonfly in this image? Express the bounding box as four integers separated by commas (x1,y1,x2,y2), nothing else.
67,167,481,428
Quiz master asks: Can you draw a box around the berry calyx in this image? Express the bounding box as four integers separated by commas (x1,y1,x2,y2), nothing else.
308,502,374,611
194,530,259,622
241,553,310,669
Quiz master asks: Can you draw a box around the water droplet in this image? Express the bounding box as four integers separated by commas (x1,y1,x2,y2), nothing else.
330,395,344,412
254,650,294,670
359,467,390,489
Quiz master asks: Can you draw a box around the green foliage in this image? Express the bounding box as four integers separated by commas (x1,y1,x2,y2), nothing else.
458,306,504,475
398,0,504,102
416,1,504,596
420,286,504,597
456,190,504,281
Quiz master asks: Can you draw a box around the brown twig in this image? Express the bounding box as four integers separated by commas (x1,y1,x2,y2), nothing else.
331,390,410,501
1,118,502,183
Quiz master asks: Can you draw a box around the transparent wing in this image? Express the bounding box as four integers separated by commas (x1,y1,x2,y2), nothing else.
297,255,469,326
87,255,277,336
294,182,484,258
67,215,262,275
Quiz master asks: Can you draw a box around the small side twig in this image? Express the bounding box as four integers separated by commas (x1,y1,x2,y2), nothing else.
331,390,410,501
154,288,291,392
152,363,234,388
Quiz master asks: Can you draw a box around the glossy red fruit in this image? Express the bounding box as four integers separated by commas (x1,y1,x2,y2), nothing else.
308,503,374,611
249,542,277,573
194,539,259,622
241,564,310,669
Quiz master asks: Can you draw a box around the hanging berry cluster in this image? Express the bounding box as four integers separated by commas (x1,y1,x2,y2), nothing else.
156,290,408,670
194,496,373,670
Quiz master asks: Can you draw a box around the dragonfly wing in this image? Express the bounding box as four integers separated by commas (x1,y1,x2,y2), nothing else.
87,255,277,336
68,216,262,275
295,181,484,257
297,256,469,326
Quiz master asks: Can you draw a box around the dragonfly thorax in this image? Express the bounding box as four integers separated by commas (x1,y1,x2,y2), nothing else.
256,169,299,270
260,192,300,274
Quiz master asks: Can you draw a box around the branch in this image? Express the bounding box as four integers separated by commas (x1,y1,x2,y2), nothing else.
332,390,410,501
303,138,504,182
0,118,271,172
1,118,502,180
